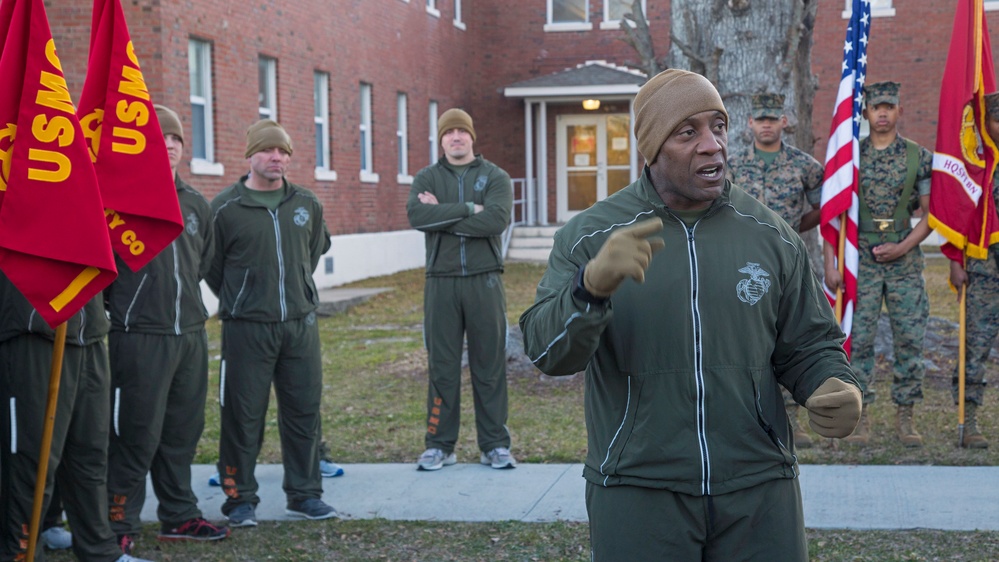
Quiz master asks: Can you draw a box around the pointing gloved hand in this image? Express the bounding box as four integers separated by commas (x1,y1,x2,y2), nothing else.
583,218,666,298
804,377,863,438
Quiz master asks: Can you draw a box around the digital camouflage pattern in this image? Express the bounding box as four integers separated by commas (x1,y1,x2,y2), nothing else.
952,175,999,405
865,81,901,107
851,135,933,405
728,143,823,231
751,93,784,119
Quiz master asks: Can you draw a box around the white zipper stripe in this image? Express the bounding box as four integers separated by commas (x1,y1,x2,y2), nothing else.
599,376,631,478
113,387,121,436
9,398,15,453
219,359,226,408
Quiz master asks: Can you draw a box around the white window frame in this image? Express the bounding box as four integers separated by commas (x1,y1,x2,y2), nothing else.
428,100,439,164
546,0,592,32
313,71,336,182
188,38,223,176
359,83,379,183
426,0,440,18
842,0,894,18
453,0,466,30
599,0,645,30
258,56,277,121
986,1,999,11
396,93,412,184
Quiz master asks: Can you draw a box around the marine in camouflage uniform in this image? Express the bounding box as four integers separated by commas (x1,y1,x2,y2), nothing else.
948,92,999,449
728,93,824,448
826,81,933,447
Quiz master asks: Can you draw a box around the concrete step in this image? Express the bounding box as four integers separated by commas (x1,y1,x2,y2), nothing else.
512,225,561,238
507,247,552,262
509,237,554,249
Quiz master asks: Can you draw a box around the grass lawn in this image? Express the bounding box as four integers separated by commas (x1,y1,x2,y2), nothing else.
45,256,999,561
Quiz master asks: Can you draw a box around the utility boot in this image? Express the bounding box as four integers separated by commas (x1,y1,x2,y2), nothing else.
896,404,923,448
787,404,813,448
843,405,869,445
962,403,989,449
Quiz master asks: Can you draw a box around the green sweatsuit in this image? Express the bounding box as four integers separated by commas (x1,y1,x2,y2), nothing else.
0,276,123,562
407,155,513,454
208,176,331,514
105,176,215,535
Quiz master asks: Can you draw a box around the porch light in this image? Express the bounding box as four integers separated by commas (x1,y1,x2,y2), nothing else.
582,99,601,110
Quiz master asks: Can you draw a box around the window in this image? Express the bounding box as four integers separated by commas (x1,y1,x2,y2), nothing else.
454,0,465,29
600,0,645,29
258,56,277,121
546,0,592,31
397,93,411,183
314,72,336,181
188,38,223,175
428,100,439,164
426,0,440,17
359,83,378,183
842,0,894,18
985,1,999,10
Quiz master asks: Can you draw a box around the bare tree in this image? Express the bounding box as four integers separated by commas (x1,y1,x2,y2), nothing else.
623,0,824,274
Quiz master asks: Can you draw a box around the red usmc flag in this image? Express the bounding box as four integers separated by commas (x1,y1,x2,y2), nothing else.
929,0,999,262
0,0,117,327
78,0,182,272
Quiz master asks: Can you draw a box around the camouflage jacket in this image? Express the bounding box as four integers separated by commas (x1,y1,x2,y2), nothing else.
727,142,823,231
967,174,999,277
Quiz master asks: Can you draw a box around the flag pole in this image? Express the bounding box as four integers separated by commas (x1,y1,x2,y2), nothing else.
835,212,847,322
26,323,67,562
957,253,968,446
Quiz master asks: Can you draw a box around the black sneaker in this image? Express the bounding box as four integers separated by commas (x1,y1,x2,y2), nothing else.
116,534,134,555
286,498,338,520
225,503,258,528
157,517,230,542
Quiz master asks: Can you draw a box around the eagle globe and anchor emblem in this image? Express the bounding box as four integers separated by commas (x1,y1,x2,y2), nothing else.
736,262,771,306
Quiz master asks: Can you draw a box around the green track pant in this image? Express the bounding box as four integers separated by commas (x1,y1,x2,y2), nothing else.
585,478,807,561
107,330,208,534
1,335,121,562
217,316,324,515
423,272,510,454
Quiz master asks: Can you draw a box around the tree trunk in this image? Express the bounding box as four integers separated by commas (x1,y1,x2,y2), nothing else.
668,0,823,276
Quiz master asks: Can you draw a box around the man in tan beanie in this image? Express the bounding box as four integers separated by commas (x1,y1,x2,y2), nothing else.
407,108,516,471
521,69,861,561
104,104,229,554
208,119,336,526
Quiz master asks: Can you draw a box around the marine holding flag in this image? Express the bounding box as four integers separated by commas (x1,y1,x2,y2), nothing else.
825,82,934,448
946,92,999,449
104,105,229,557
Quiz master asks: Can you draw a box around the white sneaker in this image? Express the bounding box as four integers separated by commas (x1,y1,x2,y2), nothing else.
116,555,153,562
416,448,457,471
320,459,344,477
41,526,72,550
481,447,517,469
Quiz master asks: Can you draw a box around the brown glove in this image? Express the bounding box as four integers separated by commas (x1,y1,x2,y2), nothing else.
804,377,862,438
583,218,666,298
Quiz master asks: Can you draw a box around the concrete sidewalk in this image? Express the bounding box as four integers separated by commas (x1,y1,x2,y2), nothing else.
139,464,999,531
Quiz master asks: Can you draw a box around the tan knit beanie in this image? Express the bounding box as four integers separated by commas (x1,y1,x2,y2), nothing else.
245,119,294,158
634,69,728,164
437,108,476,146
154,104,184,144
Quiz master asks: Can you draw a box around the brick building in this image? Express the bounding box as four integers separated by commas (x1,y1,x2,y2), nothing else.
46,0,999,286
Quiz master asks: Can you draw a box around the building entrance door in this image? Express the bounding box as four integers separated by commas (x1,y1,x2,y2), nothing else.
555,113,632,222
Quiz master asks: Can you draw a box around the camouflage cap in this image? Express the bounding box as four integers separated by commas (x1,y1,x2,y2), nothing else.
750,93,785,119
985,92,999,118
864,81,901,107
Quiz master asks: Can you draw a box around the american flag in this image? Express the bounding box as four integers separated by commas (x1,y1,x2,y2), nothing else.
819,0,871,357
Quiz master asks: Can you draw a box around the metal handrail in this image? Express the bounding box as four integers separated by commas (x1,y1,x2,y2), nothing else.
502,178,531,257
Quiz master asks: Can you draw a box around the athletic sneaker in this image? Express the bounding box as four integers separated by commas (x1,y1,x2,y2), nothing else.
480,447,517,469
116,534,134,555
158,517,231,542
116,555,153,562
40,526,72,550
320,459,344,477
286,498,339,520
417,448,456,471
226,503,258,528
208,472,221,486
